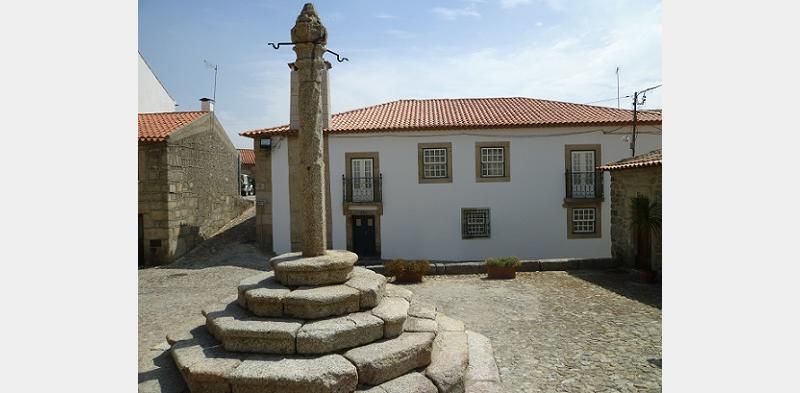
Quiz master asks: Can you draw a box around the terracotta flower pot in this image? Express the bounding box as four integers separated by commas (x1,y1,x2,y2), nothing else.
394,270,423,283
487,265,517,279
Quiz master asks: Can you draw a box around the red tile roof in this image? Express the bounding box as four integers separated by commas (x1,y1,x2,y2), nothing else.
238,149,255,166
138,111,207,142
599,149,662,171
241,97,662,138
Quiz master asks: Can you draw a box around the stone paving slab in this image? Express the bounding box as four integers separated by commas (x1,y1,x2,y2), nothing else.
377,372,438,393
408,300,437,320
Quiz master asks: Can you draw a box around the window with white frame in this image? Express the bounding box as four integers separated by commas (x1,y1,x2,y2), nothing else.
480,147,505,177
423,148,448,178
462,208,490,238
571,208,596,233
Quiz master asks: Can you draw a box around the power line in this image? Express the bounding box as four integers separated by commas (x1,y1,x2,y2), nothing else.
585,95,632,105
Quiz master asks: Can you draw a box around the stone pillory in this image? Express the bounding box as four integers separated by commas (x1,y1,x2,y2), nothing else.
167,4,503,392
292,2,328,257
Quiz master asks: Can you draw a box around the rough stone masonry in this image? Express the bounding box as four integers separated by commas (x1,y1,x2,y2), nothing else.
292,2,328,257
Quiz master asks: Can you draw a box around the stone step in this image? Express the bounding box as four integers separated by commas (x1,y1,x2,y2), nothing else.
464,331,503,393
283,284,361,319
203,301,303,354
426,331,470,393
230,354,358,393
170,326,359,393
371,296,410,338
270,250,358,286
408,300,437,320
236,268,384,319
383,283,414,302
296,312,385,354
345,267,387,308
236,271,290,317
357,372,438,393
344,332,436,386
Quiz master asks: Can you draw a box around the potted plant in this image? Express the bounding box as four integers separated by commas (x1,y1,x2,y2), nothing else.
384,260,431,283
630,196,661,283
486,256,521,279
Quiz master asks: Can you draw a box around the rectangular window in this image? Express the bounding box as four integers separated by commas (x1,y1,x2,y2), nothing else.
481,147,505,177
565,145,601,199
418,143,452,183
572,208,596,233
462,208,490,238
423,148,448,178
475,142,510,182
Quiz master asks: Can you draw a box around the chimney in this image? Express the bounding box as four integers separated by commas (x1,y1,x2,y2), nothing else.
199,97,215,112
289,61,331,130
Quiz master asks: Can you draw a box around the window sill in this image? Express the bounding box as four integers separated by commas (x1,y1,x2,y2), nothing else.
476,176,510,183
562,197,603,207
418,177,452,184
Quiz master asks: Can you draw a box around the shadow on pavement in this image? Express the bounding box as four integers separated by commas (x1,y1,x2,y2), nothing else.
567,269,662,309
149,212,273,271
138,349,187,393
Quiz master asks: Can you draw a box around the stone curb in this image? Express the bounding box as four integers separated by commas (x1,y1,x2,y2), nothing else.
365,257,615,277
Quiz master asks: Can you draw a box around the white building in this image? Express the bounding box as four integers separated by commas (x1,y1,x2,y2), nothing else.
242,66,662,262
138,52,177,113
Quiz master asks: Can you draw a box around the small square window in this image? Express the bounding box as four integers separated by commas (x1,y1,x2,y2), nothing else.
462,208,490,239
480,147,505,177
259,138,271,150
423,148,448,178
572,208,596,234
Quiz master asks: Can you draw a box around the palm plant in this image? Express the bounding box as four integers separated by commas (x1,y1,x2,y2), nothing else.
630,196,661,270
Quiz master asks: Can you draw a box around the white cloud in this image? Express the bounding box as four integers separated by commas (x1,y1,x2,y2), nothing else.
501,0,532,8
247,0,662,135
432,5,481,20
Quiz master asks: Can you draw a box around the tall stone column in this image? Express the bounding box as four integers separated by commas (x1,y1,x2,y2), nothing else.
292,3,328,256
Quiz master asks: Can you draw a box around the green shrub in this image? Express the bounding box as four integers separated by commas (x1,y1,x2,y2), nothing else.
384,259,431,275
485,256,521,268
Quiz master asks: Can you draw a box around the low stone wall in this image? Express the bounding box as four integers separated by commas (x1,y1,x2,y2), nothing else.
365,257,617,276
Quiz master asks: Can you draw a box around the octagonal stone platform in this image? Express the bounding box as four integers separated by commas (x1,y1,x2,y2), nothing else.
170,249,503,393
270,250,358,286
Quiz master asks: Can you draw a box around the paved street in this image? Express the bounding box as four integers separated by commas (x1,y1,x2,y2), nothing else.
138,214,661,393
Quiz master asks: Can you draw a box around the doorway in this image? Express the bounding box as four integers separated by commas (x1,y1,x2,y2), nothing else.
351,215,376,257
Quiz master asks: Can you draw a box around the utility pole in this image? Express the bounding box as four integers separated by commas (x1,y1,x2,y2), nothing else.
630,84,662,157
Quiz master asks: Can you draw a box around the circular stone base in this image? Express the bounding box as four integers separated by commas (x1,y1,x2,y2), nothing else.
271,250,358,286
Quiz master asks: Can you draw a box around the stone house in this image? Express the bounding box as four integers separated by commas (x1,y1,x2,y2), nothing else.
238,149,255,176
138,101,250,265
599,149,662,278
240,63,662,260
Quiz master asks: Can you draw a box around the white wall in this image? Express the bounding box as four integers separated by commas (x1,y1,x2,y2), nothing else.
138,53,176,113
271,136,292,254
274,126,661,261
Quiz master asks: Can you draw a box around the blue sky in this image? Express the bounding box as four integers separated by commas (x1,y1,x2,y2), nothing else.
139,0,661,148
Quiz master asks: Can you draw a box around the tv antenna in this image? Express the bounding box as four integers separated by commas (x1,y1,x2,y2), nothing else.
203,60,218,102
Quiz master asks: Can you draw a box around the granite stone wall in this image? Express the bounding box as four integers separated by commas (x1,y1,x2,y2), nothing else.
255,138,273,252
609,166,662,273
138,114,250,265
138,142,169,264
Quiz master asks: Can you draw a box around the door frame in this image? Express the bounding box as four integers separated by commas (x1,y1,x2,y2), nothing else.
345,210,381,257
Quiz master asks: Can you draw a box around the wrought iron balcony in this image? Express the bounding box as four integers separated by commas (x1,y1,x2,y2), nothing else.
565,171,604,199
343,174,382,203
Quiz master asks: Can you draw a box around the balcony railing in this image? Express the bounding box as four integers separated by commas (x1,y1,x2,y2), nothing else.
343,175,382,203
565,171,604,199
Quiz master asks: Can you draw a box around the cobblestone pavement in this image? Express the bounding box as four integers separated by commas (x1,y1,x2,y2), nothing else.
139,213,661,392
410,272,661,393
